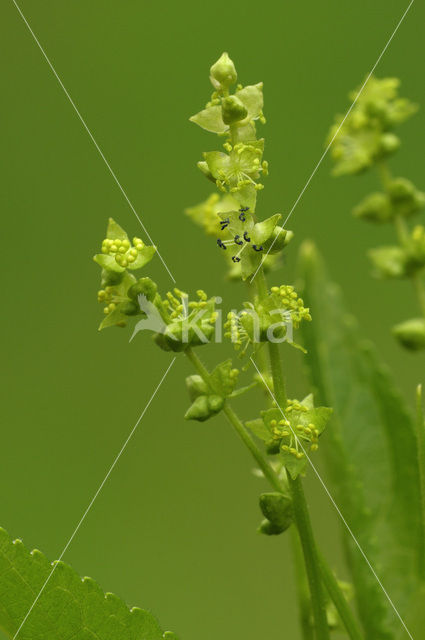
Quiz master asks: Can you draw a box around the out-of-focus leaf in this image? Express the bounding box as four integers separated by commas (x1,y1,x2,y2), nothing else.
297,241,423,640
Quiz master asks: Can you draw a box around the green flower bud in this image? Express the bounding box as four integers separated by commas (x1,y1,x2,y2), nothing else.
207,394,225,413
210,52,237,89
184,394,224,422
186,374,209,401
388,177,416,202
263,227,290,254
258,492,293,535
259,519,288,535
128,277,158,302
392,318,425,351
221,95,248,125
379,133,400,156
353,192,392,223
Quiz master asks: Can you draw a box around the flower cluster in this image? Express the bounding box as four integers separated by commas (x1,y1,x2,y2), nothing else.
328,77,425,350
93,218,156,330
224,285,311,354
329,76,417,176
246,395,332,479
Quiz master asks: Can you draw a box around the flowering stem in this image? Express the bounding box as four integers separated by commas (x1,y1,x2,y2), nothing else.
377,161,425,319
252,268,328,638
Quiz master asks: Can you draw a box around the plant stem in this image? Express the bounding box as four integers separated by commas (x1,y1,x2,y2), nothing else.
287,475,330,640
416,384,425,578
253,268,329,638
290,525,314,639
317,552,363,640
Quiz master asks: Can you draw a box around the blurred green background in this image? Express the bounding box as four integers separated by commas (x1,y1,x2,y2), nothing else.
1,1,424,638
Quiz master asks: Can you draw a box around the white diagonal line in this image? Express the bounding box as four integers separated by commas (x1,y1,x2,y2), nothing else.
250,356,414,639
12,357,176,640
12,0,176,284
250,0,415,284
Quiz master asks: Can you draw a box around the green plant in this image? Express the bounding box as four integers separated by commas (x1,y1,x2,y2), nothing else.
328,76,425,350
3,54,425,640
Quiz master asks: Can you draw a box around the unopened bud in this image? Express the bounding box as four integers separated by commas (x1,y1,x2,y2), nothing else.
221,95,247,125
392,318,425,351
210,52,237,89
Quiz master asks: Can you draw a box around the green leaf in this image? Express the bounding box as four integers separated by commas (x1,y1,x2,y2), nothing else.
128,246,156,270
235,83,264,120
208,359,238,397
245,417,271,442
252,214,281,244
189,105,227,133
298,241,423,639
0,526,175,640
98,304,127,330
93,254,126,273
106,217,129,241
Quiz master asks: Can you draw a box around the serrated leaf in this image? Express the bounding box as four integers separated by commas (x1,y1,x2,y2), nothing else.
106,218,129,241
298,241,423,639
0,527,175,640
189,105,227,133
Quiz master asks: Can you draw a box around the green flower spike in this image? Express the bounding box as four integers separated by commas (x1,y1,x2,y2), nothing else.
246,394,332,479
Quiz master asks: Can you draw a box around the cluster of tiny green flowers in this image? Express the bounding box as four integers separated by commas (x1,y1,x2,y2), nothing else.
269,285,312,327
97,286,122,317
329,77,425,350
214,142,268,194
329,76,417,176
101,236,145,268
224,311,247,350
277,399,320,455
164,288,218,325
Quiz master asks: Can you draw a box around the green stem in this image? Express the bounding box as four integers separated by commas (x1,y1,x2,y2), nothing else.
185,347,283,490
290,527,314,640
317,552,363,640
288,475,330,640
253,269,328,638
416,384,425,578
